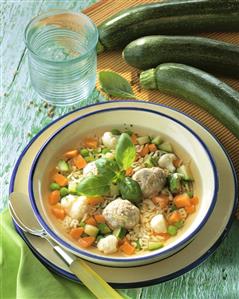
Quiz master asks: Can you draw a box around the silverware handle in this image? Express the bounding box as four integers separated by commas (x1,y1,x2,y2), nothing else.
53,245,75,265
53,245,123,299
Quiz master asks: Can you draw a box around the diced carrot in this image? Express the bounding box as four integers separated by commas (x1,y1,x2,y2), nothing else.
69,227,84,240
152,195,169,209
64,149,78,159
148,143,157,152
125,167,133,176
131,134,138,145
153,232,170,240
94,214,106,224
120,240,135,255
51,207,65,220
48,190,60,205
86,196,104,206
173,158,183,168
83,137,98,149
53,173,68,187
168,211,182,224
85,217,97,226
191,196,199,205
138,144,149,157
78,236,95,248
73,154,87,169
174,193,191,208
185,204,196,214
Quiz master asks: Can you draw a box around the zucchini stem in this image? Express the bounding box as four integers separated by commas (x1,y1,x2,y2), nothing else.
140,69,157,90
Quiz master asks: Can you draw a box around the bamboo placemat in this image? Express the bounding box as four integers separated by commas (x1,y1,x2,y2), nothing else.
84,0,239,218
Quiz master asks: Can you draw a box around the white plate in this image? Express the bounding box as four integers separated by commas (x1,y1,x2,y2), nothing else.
10,101,238,288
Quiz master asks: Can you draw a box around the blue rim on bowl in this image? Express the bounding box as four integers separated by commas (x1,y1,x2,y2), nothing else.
28,105,219,266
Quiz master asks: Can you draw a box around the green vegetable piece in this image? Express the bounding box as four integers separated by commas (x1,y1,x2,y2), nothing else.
95,158,119,181
170,204,177,212
137,136,150,145
174,220,184,229
68,181,77,194
167,225,178,236
76,175,110,196
182,180,194,197
135,239,142,250
84,224,99,237
57,160,69,172
116,133,136,170
85,155,95,162
144,156,157,168
158,142,173,152
50,182,60,190
98,223,111,235
169,173,183,194
79,221,85,227
111,128,121,135
124,130,133,136
151,136,163,145
60,187,69,197
80,148,89,157
177,165,194,181
98,71,138,99
102,148,111,154
119,177,143,204
113,227,127,239
148,242,164,251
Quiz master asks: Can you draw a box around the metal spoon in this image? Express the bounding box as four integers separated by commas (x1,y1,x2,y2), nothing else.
9,192,123,299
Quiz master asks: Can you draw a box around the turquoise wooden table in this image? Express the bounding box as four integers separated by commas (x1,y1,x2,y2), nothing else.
1,1,239,298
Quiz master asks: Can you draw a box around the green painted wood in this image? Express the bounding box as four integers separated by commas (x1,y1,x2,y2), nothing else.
1,1,239,298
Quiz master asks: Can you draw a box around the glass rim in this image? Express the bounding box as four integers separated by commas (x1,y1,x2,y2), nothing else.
24,9,99,64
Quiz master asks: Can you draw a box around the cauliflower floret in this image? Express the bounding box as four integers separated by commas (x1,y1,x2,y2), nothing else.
132,167,167,198
61,194,77,210
97,235,118,254
158,154,177,172
61,195,88,220
83,161,98,176
103,198,140,229
150,214,167,233
101,132,119,149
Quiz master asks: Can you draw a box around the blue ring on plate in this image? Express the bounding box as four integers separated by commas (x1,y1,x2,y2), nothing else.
28,105,219,264
9,100,238,287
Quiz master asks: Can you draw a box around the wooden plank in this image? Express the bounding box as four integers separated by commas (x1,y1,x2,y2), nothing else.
1,0,44,95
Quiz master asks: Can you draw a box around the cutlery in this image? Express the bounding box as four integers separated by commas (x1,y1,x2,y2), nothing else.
9,192,123,299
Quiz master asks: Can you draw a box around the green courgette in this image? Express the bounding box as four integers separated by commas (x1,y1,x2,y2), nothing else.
140,63,239,140
123,35,239,77
97,1,239,51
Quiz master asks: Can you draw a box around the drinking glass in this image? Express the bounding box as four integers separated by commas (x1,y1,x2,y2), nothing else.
24,10,98,106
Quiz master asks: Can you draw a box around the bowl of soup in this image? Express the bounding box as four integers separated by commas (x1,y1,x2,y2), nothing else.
28,103,218,267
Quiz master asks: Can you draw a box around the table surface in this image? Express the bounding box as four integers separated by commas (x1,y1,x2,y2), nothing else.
1,1,239,298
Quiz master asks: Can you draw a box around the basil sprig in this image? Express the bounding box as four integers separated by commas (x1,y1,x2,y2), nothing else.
76,132,143,203
99,71,139,100
115,133,136,170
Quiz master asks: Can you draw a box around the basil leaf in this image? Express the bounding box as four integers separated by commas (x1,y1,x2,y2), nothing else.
116,133,136,170
76,175,110,196
99,71,138,99
119,177,143,204
95,158,119,181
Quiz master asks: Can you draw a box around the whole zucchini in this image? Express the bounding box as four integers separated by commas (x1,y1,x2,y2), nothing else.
123,35,239,77
97,0,239,51
140,63,239,140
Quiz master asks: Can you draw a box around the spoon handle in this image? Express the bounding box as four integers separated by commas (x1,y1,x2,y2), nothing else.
53,245,123,299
